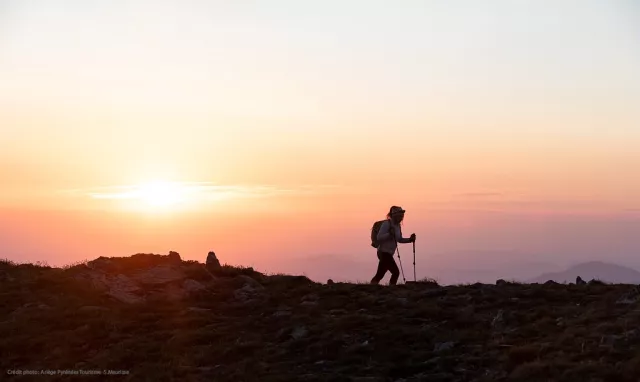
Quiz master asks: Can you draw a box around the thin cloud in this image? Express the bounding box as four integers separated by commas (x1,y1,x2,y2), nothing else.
62,182,347,201
454,192,505,199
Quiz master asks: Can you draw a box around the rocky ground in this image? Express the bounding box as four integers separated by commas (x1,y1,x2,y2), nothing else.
2,253,640,382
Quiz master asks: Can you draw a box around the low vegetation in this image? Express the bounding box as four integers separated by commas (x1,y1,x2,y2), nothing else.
2,254,640,381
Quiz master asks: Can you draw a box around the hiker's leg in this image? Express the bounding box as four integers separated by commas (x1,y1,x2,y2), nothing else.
388,256,400,285
371,252,389,284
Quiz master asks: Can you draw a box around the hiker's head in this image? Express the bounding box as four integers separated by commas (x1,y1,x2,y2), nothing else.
387,206,406,223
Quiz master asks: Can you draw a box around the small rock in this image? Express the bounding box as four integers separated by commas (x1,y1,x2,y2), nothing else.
276,328,290,340
616,287,640,305
600,334,623,347
492,309,505,327
273,310,292,317
576,276,586,285
421,289,448,298
623,329,640,339
496,279,507,286
327,279,334,285
423,357,441,366
617,297,637,305
187,307,211,313
78,306,109,313
301,293,319,302
183,279,206,293
291,326,308,340
206,251,221,272
237,275,264,290
233,278,266,303
234,284,259,302
434,342,455,352
544,280,558,285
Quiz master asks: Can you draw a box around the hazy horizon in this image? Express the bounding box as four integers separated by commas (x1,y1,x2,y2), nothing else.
1,1,638,283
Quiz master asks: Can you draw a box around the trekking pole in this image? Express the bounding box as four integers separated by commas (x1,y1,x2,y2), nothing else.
413,240,416,282
396,247,406,283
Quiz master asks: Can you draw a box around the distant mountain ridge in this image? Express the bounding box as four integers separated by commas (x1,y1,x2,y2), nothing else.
528,261,640,284
270,252,559,285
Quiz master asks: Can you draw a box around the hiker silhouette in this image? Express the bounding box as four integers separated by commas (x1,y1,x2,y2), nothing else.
370,206,416,285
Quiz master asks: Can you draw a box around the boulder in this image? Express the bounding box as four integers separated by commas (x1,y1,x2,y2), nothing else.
106,274,144,304
74,260,206,304
79,272,110,292
134,265,185,285
206,251,221,272
183,279,206,293
168,251,182,264
236,275,264,290
233,279,265,303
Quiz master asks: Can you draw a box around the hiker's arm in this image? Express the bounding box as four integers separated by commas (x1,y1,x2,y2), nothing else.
397,227,413,243
377,221,392,241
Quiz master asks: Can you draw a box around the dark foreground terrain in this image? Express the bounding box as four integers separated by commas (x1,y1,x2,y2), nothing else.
2,253,640,382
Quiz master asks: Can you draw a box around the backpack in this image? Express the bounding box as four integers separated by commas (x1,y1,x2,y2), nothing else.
370,220,388,248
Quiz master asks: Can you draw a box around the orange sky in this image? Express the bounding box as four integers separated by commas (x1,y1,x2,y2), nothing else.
1,1,639,283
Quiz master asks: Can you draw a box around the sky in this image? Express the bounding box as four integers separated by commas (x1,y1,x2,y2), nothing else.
1,0,639,284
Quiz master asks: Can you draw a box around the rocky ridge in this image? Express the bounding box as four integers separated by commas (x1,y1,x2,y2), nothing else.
2,253,640,381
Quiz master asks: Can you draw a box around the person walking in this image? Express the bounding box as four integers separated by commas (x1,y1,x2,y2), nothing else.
371,206,416,285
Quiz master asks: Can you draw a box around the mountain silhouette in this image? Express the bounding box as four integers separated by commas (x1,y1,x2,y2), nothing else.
528,261,640,284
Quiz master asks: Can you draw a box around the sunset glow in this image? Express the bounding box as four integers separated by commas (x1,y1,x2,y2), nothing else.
90,181,188,209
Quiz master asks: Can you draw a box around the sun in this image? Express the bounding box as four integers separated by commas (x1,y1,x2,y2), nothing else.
88,180,234,212
136,181,186,207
